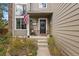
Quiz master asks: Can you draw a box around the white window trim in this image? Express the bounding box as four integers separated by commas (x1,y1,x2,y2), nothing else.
15,4,27,30
39,3,47,8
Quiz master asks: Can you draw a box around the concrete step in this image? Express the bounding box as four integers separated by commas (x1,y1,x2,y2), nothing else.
37,38,47,40
38,45,48,47
30,36,47,39
38,42,48,46
38,41,47,43
36,37,50,56
38,39,47,43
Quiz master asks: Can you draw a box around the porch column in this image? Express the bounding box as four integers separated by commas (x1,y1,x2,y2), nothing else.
27,16,30,37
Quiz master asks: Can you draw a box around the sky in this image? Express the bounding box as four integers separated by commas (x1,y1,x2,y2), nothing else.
3,10,8,20
2,4,8,21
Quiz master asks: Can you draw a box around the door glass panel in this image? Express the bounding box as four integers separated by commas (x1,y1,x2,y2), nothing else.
40,20,46,33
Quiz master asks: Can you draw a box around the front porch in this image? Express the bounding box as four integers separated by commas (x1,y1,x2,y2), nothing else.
28,13,52,36
12,12,52,37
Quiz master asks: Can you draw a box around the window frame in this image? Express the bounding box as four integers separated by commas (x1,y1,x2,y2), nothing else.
15,4,26,16
16,18,27,29
39,3,47,8
15,4,27,30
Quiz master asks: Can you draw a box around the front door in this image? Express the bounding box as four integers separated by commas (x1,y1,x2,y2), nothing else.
40,19,46,34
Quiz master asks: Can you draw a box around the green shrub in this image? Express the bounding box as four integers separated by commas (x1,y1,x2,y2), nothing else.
24,39,37,56
0,45,7,56
49,35,53,37
9,39,27,56
48,36,62,56
8,38,37,56
0,32,11,56
0,36,9,45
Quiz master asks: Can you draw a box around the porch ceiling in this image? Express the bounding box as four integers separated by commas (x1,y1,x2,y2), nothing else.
28,13,52,18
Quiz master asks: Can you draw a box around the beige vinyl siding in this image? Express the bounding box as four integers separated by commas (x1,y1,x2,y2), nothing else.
12,4,27,37
27,3,52,13
52,3,79,55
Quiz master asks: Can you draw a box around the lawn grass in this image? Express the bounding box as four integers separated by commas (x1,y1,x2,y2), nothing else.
48,35,62,56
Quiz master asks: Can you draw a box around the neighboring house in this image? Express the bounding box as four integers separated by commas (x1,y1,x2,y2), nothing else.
8,3,79,55
8,3,53,37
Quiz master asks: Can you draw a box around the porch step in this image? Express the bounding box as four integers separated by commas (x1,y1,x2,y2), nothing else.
37,38,48,47
30,36,47,39
38,42,48,46
37,38,47,40
37,37,50,56
38,39,47,43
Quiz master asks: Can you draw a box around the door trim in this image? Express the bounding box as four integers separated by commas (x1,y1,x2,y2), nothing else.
38,18,47,35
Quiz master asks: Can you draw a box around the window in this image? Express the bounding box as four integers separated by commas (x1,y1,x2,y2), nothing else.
39,3,47,8
16,18,26,29
15,4,26,16
15,4,27,29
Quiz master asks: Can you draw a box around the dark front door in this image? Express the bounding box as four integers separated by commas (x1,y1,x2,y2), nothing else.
40,20,46,34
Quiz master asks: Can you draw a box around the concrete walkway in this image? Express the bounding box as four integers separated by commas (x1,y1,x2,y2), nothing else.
37,37,50,56
6,36,50,56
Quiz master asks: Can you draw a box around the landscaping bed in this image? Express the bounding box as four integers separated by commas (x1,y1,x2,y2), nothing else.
48,35,62,56
0,33,10,56
8,37,38,56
